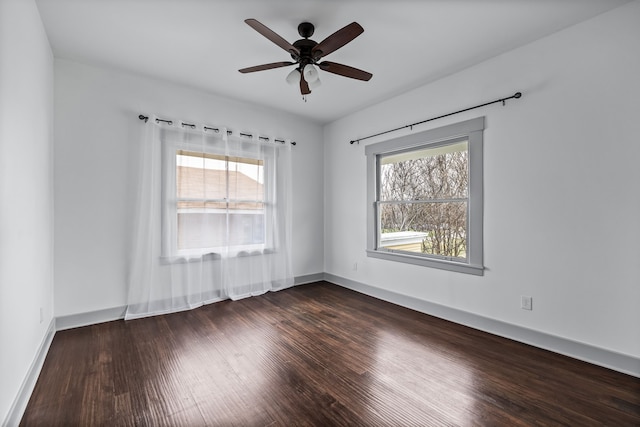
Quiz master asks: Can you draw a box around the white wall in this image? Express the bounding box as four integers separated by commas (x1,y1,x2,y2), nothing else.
0,0,55,423
324,1,640,359
53,59,324,317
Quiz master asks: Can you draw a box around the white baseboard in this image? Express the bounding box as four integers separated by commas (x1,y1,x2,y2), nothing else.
294,273,325,285
324,273,640,378
4,319,56,427
55,275,319,330
56,306,127,331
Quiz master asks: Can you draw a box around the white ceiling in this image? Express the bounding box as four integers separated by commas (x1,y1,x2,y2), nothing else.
35,0,630,124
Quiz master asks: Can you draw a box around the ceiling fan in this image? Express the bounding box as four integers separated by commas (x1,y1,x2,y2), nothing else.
239,19,373,96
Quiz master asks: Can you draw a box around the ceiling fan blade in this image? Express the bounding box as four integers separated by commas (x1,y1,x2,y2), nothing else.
300,73,311,95
245,19,300,57
312,22,364,59
239,61,296,73
318,61,372,81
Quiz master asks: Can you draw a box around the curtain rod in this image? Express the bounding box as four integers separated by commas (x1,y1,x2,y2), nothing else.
138,115,297,146
349,91,522,145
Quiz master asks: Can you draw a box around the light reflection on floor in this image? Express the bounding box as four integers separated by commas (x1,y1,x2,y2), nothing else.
167,316,275,424
366,328,476,426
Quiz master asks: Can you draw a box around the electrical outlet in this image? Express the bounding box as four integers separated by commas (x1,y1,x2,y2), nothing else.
39,307,44,323
353,262,358,271
521,296,533,311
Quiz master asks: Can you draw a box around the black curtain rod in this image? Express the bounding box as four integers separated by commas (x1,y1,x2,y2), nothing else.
138,115,296,146
349,92,522,145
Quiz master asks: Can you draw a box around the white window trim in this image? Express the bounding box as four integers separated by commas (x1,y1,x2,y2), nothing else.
365,117,484,275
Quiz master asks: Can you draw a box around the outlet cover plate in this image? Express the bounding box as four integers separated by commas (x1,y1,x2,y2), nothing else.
521,296,533,310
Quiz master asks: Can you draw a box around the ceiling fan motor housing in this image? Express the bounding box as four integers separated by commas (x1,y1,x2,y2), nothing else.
292,38,319,64
297,22,315,38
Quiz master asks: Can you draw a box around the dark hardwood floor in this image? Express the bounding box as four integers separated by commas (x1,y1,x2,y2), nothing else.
21,281,640,426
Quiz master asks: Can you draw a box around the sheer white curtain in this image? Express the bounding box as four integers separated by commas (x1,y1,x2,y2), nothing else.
125,116,293,320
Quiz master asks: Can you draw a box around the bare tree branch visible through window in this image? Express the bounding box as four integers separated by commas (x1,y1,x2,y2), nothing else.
380,148,468,259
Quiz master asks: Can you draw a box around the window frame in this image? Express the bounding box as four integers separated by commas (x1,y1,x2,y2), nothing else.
161,135,274,260
365,117,484,275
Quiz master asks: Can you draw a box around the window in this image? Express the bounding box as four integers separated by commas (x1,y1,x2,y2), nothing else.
365,117,484,275
163,144,271,259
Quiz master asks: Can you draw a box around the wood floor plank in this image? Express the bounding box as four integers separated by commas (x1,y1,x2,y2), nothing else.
20,282,640,426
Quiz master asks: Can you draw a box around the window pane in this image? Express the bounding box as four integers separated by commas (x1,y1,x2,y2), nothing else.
379,201,467,259
226,201,265,246
380,140,468,201
176,151,264,202
228,159,264,202
177,152,226,200
177,201,265,250
177,208,226,250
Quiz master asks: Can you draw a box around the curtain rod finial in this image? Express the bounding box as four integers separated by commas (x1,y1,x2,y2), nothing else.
138,114,149,123
514,92,522,99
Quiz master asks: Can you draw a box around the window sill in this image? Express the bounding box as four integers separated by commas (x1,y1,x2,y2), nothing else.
366,249,484,276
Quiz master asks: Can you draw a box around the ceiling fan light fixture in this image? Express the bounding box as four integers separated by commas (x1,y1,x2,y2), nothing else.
303,64,319,83
308,78,322,90
285,68,300,85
